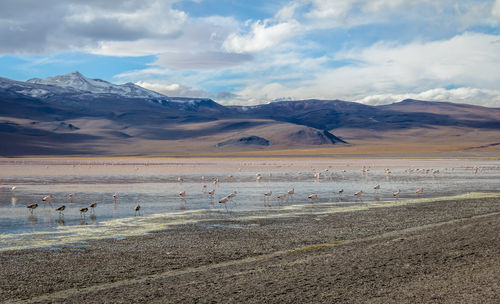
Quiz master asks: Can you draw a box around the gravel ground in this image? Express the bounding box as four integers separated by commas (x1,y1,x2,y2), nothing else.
1,196,499,303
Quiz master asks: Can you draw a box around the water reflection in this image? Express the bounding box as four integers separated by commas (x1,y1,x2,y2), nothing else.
27,214,38,225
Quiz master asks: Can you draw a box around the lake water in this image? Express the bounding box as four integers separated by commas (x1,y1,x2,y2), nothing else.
1,158,499,250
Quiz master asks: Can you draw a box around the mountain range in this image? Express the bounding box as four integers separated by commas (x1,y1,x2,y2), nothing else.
1,72,499,156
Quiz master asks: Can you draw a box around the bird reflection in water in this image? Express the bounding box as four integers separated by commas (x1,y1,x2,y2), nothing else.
90,214,97,223
11,196,17,206
27,214,38,225
56,218,65,226
80,220,88,225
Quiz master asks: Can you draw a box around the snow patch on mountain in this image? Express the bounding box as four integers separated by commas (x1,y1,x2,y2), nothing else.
27,72,166,99
15,88,51,98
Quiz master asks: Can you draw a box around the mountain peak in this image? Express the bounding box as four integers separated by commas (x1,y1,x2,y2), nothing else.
27,72,166,99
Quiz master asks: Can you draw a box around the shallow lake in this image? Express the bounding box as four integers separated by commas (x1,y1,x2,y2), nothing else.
1,158,499,250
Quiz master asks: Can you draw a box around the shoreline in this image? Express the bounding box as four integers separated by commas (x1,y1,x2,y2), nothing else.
2,154,500,160
2,192,499,252
1,195,499,303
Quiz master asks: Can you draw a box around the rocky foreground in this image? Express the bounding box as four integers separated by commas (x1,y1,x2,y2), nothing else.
1,196,499,303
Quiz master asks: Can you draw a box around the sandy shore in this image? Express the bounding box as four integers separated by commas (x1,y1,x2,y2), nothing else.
1,196,499,303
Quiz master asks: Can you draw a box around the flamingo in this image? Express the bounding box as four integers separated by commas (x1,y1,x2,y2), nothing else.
42,194,53,206
134,204,141,216
227,175,233,181
208,189,216,196
177,177,184,183
27,203,38,214
287,188,295,196
219,196,230,204
179,191,186,198
264,191,272,197
227,191,237,199
354,190,363,197
56,205,65,216
308,193,318,201
338,189,344,195
113,193,118,203
277,194,286,202
68,193,75,203
393,189,401,198
415,187,424,195
11,186,16,192
256,175,262,182
374,185,380,190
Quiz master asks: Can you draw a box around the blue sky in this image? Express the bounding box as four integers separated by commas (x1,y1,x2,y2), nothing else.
1,0,500,106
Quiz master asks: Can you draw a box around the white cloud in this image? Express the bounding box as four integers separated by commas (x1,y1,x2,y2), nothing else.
275,1,303,21
154,52,252,69
222,19,300,53
305,0,354,20
356,87,500,107
334,32,500,90
228,33,500,107
493,0,500,19
64,0,186,38
301,0,495,30
0,0,187,54
135,81,212,98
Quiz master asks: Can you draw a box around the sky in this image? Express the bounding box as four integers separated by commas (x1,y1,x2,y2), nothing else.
1,0,500,107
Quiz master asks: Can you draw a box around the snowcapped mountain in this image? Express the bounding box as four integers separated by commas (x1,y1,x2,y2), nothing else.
26,72,166,99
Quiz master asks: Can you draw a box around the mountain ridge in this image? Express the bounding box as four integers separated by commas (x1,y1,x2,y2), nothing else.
1,73,499,156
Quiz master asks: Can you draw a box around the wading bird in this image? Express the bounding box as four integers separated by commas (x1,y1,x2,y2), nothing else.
393,189,401,198
228,191,237,199
42,194,53,206
219,196,229,204
56,205,65,216
80,207,88,218
415,187,424,195
27,203,38,214
113,193,118,203
134,204,141,216
308,193,318,201
90,202,97,213
354,190,363,197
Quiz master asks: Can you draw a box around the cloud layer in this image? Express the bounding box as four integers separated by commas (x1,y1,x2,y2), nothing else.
1,0,500,107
